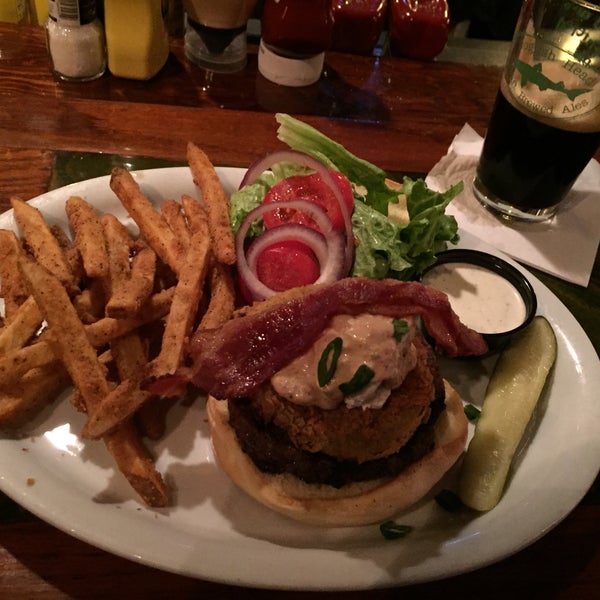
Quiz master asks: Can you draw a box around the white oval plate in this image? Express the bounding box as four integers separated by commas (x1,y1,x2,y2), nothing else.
0,167,598,591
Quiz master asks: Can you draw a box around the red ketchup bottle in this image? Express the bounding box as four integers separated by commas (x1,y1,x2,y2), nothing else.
389,0,450,61
331,0,388,56
259,0,333,86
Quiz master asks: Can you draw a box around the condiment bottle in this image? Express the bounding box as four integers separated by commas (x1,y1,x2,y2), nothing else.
0,1,28,23
28,0,48,24
389,0,450,61
331,0,387,56
258,0,332,87
45,0,106,82
103,0,170,80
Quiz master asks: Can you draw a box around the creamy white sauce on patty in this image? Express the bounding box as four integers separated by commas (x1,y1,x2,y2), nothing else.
271,314,417,410
422,262,526,333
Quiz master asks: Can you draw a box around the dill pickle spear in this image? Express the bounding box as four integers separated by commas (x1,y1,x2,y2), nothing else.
458,316,557,511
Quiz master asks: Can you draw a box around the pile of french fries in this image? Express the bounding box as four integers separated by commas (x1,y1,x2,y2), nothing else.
0,143,236,507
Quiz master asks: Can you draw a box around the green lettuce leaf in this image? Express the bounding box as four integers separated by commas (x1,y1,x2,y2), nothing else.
231,114,463,281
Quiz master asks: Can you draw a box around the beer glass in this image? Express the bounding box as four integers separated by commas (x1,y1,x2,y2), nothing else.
472,0,600,221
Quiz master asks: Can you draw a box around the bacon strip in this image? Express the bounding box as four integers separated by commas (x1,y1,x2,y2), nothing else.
173,278,487,400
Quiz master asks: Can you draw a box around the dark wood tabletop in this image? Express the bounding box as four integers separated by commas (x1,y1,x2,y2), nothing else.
0,23,598,599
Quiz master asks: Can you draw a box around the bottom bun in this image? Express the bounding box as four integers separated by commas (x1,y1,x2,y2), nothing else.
207,381,468,527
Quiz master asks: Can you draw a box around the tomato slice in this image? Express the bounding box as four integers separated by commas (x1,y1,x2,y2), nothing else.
262,170,354,233
255,240,320,292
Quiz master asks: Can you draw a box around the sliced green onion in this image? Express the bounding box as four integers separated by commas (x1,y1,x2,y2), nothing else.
434,489,464,513
318,337,343,387
338,364,375,396
379,520,413,540
464,404,481,420
392,319,409,341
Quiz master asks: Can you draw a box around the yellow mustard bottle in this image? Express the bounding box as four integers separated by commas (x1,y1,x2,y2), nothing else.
104,0,170,80
28,0,48,25
0,0,28,23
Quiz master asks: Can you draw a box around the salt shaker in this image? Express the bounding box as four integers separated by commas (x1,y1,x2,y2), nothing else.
45,0,106,82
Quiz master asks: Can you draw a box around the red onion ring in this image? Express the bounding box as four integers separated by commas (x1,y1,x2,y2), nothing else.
235,199,345,302
239,149,354,275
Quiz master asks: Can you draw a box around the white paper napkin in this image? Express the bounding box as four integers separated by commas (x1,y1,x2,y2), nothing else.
426,123,600,287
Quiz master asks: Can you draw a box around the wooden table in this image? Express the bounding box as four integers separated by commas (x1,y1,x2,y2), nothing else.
0,24,598,599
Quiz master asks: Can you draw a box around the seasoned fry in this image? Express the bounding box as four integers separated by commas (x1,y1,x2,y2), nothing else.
50,223,84,280
101,213,132,291
0,295,43,354
0,361,69,428
109,168,186,274
85,286,174,347
72,279,106,323
0,286,175,390
197,259,236,331
0,294,175,387
82,206,211,439
148,201,210,378
186,142,236,265
81,327,154,439
0,229,30,319
0,341,55,389
10,197,78,293
161,199,191,250
17,254,169,507
65,195,109,279
18,255,112,409
106,242,156,319
103,421,169,507
0,143,241,508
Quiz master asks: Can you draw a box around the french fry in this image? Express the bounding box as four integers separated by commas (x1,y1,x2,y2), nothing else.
50,223,84,281
0,143,242,508
10,197,78,293
106,242,156,319
197,259,236,331
103,421,169,507
82,205,211,439
17,254,169,507
0,295,43,354
0,229,30,319
66,195,109,279
0,286,175,390
72,279,106,324
161,199,191,251
109,168,186,275
85,286,174,347
0,361,69,428
17,255,112,410
101,213,133,292
0,340,56,390
82,326,154,440
147,202,211,378
186,142,236,265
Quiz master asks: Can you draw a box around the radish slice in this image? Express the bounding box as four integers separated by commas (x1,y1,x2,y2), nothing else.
239,149,354,276
236,199,345,302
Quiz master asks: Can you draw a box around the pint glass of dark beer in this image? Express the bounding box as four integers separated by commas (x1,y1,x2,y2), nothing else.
473,0,600,221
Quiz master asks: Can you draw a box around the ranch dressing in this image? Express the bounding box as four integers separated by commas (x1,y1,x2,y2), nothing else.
422,263,526,334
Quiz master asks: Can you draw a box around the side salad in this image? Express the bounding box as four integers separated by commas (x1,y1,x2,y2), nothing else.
230,113,462,301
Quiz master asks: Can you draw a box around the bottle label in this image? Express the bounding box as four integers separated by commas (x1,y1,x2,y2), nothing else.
48,0,96,25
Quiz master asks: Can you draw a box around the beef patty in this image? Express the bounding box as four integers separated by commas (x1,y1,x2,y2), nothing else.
226,336,446,489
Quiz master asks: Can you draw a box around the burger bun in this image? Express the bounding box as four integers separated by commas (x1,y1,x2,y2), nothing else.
207,381,468,527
